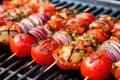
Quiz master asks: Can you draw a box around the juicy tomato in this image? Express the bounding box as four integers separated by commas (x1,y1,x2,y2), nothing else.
47,20,62,30
80,52,113,80
76,12,95,27
112,60,120,80
24,4,39,13
38,3,56,17
31,39,59,66
53,45,83,70
85,29,108,43
10,34,36,57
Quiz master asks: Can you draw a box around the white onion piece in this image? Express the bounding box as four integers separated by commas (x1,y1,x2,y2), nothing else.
52,30,72,45
98,41,120,62
29,27,47,42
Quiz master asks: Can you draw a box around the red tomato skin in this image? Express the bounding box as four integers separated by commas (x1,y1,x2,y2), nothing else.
47,20,62,30
38,4,56,17
31,39,59,66
24,4,39,14
86,29,108,43
10,34,36,57
53,46,81,70
80,52,113,80
76,13,95,26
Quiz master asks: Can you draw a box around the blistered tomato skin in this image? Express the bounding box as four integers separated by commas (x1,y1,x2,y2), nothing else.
31,39,59,66
80,52,113,80
10,34,36,57
76,13,95,26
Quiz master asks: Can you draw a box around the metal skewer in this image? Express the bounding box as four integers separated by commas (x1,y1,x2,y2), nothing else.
43,60,57,73
5,53,16,62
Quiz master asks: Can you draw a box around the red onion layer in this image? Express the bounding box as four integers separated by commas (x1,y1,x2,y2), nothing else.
52,30,72,45
29,27,47,42
98,41,120,62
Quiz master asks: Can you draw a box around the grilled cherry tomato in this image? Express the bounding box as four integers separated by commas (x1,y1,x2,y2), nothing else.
47,20,62,30
76,12,95,27
112,60,120,80
81,51,113,80
10,33,36,57
24,4,39,14
38,3,56,17
31,39,59,66
53,44,83,70
85,29,108,43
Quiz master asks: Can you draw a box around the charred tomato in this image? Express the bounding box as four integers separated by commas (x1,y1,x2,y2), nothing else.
31,39,59,66
80,52,113,80
10,33,36,57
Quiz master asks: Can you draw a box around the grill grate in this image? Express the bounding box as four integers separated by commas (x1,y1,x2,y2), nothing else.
0,0,120,80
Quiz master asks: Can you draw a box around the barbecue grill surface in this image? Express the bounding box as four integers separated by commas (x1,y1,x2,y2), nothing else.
0,0,120,80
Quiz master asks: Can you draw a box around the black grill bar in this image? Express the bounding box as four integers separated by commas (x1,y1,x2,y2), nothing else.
32,66,47,80
0,53,7,61
0,59,23,76
53,1,66,7
18,64,39,80
45,70,62,80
